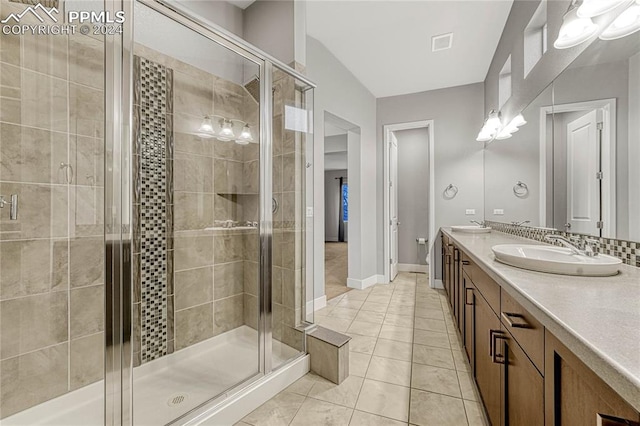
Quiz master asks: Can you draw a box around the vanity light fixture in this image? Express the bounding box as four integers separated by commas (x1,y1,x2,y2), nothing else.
476,110,502,142
577,0,627,18
196,116,216,139
217,119,235,141
554,3,599,49
235,124,254,145
599,1,640,40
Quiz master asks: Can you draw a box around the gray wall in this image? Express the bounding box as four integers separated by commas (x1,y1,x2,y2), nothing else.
243,0,294,64
395,128,429,265
377,83,485,279
630,52,640,241
176,0,244,37
307,36,377,298
324,170,348,242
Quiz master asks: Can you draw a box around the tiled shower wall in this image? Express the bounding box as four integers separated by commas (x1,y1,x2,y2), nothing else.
0,0,105,417
132,44,264,365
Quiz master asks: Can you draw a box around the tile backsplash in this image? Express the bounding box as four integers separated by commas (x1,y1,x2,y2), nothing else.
485,221,640,268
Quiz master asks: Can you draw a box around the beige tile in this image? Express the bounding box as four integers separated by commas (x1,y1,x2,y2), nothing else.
409,389,467,426
414,317,447,333
69,82,103,138
174,234,213,271
458,369,479,401
360,301,388,312
290,397,353,426
331,307,360,320
385,304,415,316
355,379,410,422
308,375,364,408
453,348,472,372
286,373,324,396
373,339,412,362
464,399,488,425
346,334,377,355
336,298,365,310
0,238,68,299
0,343,68,417
413,329,450,349
349,410,406,426
383,313,414,328
214,261,244,299
69,236,103,288
1,291,68,359
366,294,391,305
214,294,244,335
317,316,353,333
378,324,413,343
70,332,104,390
366,356,411,387
414,307,444,320
173,69,213,118
347,320,382,337
354,310,385,324
175,303,213,350
412,344,455,370
242,391,306,426
69,34,103,89
70,284,104,338
175,266,213,310
341,291,369,301
174,191,214,231
214,233,244,264
173,152,213,193
411,363,461,398
214,78,245,119
349,352,372,377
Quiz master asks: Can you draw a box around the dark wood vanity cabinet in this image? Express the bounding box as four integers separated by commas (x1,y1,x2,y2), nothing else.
447,236,638,426
545,331,640,426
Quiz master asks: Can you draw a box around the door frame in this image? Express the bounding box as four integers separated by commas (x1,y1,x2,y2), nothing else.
538,99,616,236
383,120,435,286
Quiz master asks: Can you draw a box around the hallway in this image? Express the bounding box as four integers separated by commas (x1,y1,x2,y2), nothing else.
237,273,487,425
324,242,351,300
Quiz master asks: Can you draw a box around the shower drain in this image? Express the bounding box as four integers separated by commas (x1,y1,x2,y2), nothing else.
167,393,189,407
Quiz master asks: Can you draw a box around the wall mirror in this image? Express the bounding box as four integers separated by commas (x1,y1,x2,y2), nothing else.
485,30,640,243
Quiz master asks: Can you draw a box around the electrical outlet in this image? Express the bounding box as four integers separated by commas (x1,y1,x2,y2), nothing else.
494,209,504,215
465,209,476,215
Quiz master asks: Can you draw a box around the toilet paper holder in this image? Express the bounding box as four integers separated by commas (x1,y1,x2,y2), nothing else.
416,238,428,245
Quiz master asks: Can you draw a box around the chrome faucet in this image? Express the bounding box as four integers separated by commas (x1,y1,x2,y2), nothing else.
544,234,600,257
470,220,486,227
511,220,530,226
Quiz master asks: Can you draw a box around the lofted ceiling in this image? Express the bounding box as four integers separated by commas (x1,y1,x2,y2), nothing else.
306,0,513,98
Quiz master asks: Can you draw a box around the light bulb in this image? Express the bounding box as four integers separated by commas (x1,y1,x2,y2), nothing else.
485,111,501,133
495,127,513,140
476,130,494,142
554,7,599,49
217,120,235,141
510,114,527,128
235,124,254,145
196,116,215,139
577,0,626,18
600,4,640,40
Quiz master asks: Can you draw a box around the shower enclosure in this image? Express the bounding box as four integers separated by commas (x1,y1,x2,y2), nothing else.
0,0,315,424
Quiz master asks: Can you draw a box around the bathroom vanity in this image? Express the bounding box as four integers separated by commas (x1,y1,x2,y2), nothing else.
441,229,640,426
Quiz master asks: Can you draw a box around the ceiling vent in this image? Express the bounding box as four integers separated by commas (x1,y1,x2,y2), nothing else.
432,33,453,52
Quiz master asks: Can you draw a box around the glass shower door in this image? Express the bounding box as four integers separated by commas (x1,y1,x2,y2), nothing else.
131,2,263,424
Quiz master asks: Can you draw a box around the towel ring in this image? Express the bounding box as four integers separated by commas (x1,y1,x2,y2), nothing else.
443,184,458,199
513,181,529,197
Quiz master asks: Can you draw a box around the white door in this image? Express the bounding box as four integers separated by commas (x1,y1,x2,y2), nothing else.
389,133,399,280
566,110,600,235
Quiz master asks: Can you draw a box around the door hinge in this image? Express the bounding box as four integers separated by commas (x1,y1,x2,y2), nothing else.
597,122,604,130
597,221,604,229
596,171,603,180
389,258,393,264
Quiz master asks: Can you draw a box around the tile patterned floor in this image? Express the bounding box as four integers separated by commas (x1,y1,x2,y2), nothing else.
238,273,489,426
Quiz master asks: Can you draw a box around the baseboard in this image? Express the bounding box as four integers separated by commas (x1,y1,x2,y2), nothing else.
307,295,327,312
433,279,444,290
398,263,428,273
191,355,310,425
347,274,382,290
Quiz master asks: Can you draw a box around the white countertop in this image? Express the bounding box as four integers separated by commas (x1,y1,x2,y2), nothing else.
442,228,640,411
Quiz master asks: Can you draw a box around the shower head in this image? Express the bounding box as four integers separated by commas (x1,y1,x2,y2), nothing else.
244,76,260,103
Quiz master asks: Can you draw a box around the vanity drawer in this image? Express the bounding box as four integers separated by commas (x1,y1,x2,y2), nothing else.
462,255,500,315
501,290,545,373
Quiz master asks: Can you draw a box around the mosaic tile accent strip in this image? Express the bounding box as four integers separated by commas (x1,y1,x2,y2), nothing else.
133,56,174,363
485,221,640,268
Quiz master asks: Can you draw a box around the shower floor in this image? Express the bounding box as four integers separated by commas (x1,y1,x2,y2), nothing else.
3,326,299,426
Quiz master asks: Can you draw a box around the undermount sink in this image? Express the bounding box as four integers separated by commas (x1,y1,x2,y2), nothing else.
492,244,622,277
451,225,492,234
